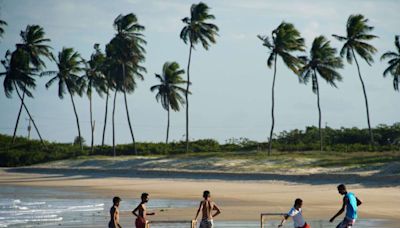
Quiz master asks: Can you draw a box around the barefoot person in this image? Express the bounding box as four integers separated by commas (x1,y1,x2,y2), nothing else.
194,190,221,228
278,198,310,228
109,196,122,228
132,193,155,228
329,184,362,228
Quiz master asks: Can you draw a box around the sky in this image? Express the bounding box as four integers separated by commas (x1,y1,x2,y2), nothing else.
0,0,399,145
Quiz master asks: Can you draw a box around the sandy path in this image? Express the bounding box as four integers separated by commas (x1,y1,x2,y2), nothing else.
0,168,399,223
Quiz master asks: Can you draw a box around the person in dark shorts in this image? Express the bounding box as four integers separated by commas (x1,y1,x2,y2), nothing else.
109,196,122,228
329,184,362,228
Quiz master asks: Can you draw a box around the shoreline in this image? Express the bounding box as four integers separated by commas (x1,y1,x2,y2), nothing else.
1,167,399,224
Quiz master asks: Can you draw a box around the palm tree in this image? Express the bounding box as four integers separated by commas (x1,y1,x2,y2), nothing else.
1,49,44,144
12,25,52,144
258,22,305,155
381,35,400,91
107,13,146,155
42,47,84,151
180,2,219,153
298,36,343,151
150,62,188,143
79,44,107,153
332,14,378,146
0,19,7,39
100,53,116,147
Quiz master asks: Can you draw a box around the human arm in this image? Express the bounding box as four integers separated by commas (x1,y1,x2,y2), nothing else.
132,204,141,217
278,214,289,227
147,211,156,216
212,203,221,217
356,197,362,206
194,202,203,220
329,197,346,222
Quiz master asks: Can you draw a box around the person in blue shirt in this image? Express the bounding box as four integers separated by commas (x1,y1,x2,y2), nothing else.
329,184,362,228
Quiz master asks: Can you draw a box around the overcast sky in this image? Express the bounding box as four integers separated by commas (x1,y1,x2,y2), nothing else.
0,0,399,144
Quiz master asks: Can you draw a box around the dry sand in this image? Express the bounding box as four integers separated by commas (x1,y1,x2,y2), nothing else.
0,167,399,224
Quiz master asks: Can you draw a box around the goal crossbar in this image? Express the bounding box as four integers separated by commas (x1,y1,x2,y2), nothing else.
260,212,286,228
145,220,197,228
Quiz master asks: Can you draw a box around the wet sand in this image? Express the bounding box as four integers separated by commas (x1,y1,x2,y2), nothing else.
0,167,399,226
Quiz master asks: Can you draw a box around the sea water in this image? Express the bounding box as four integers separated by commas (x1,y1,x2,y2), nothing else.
0,186,197,227
0,186,390,227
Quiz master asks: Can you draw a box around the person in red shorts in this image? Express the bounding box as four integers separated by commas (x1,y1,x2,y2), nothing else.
132,193,155,228
278,198,311,228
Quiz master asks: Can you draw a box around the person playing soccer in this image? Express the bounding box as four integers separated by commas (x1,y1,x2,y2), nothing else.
278,198,311,228
329,184,362,228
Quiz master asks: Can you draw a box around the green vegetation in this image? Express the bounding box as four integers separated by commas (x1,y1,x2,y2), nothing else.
258,22,306,155
180,2,219,153
1,7,398,165
381,35,400,91
1,123,399,167
150,61,188,144
333,14,378,145
299,36,343,152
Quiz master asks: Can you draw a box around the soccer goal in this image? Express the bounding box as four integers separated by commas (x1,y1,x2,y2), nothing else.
260,212,286,228
145,220,197,228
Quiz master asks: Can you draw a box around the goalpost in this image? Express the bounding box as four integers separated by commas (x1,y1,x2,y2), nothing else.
260,212,285,228
145,220,197,228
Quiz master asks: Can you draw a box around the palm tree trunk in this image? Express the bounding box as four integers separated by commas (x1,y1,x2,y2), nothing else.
13,83,44,145
314,71,323,152
122,64,137,155
12,90,26,144
90,93,94,154
268,56,277,156
112,89,117,157
101,87,110,146
185,43,193,153
166,106,170,144
67,86,82,152
351,48,374,146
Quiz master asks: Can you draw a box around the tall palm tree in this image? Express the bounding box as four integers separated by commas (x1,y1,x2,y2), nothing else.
79,44,107,153
258,22,305,155
298,36,343,151
332,14,378,146
108,13,146,155
150,62,188,143
12,25,52,144
42,47,84,151
180,2,219,153
0,19,7,39
1,49,44,144
381,35,400,91
101,53,116,147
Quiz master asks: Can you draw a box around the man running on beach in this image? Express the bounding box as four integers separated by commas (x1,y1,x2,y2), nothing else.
132,193,155,228
194,190,221,228
329,184,362,228
109,196,122,228
278,198,311,228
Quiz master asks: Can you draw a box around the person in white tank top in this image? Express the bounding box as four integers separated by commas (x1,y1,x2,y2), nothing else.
278,198,310,228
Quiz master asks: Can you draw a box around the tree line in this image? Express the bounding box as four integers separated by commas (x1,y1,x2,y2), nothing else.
0,2,399,156
1,123,399,167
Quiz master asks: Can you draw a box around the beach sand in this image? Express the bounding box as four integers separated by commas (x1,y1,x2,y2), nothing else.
0,167,399,226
